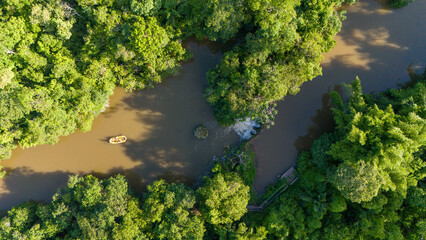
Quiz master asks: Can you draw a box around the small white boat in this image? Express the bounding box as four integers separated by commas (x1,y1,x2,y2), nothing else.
109,136,127,144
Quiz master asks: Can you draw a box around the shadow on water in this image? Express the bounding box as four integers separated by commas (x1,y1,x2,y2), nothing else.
2,0,425,208
293,85,343,152
397,64,426,89
323,0,425,87
252,0,426,192
373,0,392,9
0,167,70,210
0,165,198,212
118,42,240,188
0,41,239,211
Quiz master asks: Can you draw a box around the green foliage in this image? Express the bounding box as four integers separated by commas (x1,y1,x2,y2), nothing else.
264,187,309,239
390,0,414,8
141,180,205,240
11,1,426,239
76,2,187,90
205,0,349,125
332,160,383,203
328,191,347,213
310,133,337,171
262,76,426,239
182,0,248,41
329,78,425,201
0,174,145,239
1,72,424,240
0,0,354,168
0,142,259,239
0,0,116,161
0,0,190,163
219,223,268,240
0,67,14,89
197,172,250,225
216,143,257,187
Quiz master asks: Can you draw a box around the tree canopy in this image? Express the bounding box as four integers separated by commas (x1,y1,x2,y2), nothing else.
0,174,145,239
141,180,205,240
197,172,250,225
0,148,255,239
0,0,352,164
205,0,349,125
1,0,424,239
0,0,187,161
261,76,425,239
1,78,425,239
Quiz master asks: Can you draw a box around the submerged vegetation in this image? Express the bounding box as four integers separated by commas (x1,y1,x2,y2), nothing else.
0,0,352,162
1,75,424,239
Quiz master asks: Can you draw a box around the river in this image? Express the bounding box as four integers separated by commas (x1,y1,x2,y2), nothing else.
1,0,425,210
0,42,240,210
252,0,426,192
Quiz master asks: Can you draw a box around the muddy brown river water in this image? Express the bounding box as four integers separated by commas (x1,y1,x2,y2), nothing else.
1,0,425,209
252,0,426,192
0,42,240,209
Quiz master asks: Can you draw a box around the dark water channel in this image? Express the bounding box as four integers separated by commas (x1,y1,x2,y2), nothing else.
252,0,426,192
0,0,425,210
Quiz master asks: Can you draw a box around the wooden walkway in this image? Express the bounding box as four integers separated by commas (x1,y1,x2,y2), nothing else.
247,167,298,212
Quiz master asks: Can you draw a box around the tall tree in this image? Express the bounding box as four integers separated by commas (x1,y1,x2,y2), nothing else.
141,180,205,240
197,172,250,225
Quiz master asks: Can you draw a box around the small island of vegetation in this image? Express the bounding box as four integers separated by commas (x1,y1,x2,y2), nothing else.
193,125,209,139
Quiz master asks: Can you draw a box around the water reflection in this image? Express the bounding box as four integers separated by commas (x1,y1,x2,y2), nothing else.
0,167,70,209
347,1,392,14
293,86,342,152
1,0,424,208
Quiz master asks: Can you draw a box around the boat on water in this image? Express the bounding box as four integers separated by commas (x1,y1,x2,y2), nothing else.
109,136,127,144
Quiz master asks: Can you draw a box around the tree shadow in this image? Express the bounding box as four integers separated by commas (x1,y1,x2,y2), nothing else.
0,41,240,212
114,41,240,190
322,0,425,93
373,0,393,9
0,167,71,211
293,85,343,152
397,64,426,89
326,0,420,69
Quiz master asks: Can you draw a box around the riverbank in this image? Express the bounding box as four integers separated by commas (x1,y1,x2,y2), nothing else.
251,0,426,192
0,42,240,210
0,0,425,210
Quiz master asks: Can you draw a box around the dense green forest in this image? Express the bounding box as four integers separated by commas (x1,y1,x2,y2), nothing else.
259,75,425,239
1,75,424,239
1,0,424,239
0,0,353,163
